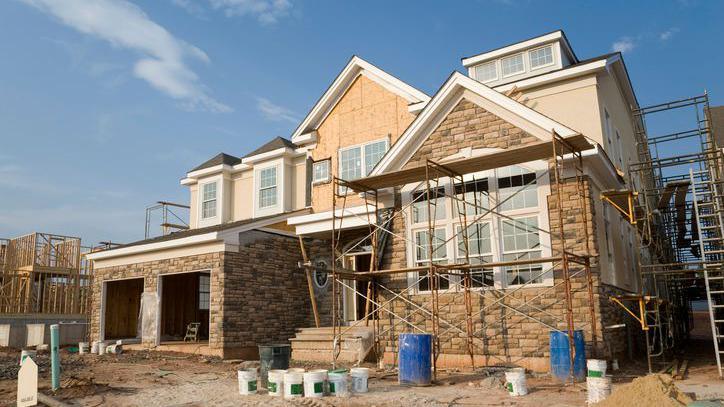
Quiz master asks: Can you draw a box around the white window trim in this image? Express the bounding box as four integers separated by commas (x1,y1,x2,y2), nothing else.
253,159,284,218
200,181,218,220
337,137,390,194
402,158,552,294
197,175,225,228
312,159,332,185
500,52,526,78
528,45,555,71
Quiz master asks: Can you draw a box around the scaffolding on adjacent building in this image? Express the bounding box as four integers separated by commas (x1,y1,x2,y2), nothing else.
303,133,598,380
604,92,723,375
144,201,190,239
0,232,93,315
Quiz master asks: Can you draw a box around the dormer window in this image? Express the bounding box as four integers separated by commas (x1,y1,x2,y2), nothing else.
474,61,498,83
201,182,217,219
529,46,553,69
501,53,525,77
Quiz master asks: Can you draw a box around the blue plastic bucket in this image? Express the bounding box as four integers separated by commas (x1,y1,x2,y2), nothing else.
550,330,586,381
398,333,432,386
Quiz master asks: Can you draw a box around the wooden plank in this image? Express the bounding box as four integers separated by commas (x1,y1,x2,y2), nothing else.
346,135,592,192
676,360,689,380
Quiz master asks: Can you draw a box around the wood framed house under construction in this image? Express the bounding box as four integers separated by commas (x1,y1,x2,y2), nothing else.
87,30,721,377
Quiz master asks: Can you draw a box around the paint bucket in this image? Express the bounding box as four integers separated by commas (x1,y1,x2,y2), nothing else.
19,350,36,366
284,371,304,399
587,359,607,377
267,369,286,397
328,370,349,397
237,368,258,395
586,376,611,404
398,333,433,386
98,342,106,355
350,367,370,393
91,341,100,354
612,359,619,371
78,342,89,355
303,369,327,398
106,344,122,355
504,368,528,397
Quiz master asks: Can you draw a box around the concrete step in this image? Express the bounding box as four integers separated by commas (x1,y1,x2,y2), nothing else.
292,349,361,363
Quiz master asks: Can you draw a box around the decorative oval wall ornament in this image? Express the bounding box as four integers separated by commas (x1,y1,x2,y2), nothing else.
312,258,330,289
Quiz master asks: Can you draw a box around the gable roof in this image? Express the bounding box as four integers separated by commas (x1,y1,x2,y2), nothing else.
190,153,241,172
243,136,297,158
372,71,582,174
290,55,430,144
461,30,578,68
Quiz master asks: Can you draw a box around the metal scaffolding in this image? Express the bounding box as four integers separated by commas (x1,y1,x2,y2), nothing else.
605,92,723,375
310,133,597,380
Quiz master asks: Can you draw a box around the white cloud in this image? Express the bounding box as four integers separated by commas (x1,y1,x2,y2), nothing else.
171,0,206,18
21,0,231,112
611,37,636,53
207,0,292,24
256,97,299,123
659,28,680,41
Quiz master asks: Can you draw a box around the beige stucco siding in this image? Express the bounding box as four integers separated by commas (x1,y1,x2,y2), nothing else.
189,184,199,229
232,170,253,222
596,72,637,174
311,74,416,212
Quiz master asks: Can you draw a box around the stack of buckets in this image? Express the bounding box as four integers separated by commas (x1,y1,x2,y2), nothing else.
238,367,370,398
586,359,611,404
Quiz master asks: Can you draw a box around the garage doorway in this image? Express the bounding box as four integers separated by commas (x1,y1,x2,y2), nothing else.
103,278,144,340
159,271,210,342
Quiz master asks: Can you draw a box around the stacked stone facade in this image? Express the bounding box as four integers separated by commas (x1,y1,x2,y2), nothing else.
90,230,320,358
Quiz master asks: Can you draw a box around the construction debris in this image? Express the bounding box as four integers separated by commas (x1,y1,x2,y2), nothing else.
594,374,693,407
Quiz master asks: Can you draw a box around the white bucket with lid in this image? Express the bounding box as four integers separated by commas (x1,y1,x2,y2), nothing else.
19,350,36,366
586,376,611,404
267,369,286,397
284,371,304,399
98,342,106,355
78,342,89,354
587,359,607,378
238,368,258,395
350,367,370,393
303,369,327,398
328,371,349,397
504,368,527,397
91,341,100,354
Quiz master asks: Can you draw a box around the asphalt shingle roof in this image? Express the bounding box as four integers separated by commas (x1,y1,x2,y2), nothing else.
189,153,241,172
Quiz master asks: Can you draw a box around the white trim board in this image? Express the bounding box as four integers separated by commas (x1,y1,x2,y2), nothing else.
372,71,581,174
290,56,430,144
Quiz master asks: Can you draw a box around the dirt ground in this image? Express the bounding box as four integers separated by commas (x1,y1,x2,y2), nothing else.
0,344,723,406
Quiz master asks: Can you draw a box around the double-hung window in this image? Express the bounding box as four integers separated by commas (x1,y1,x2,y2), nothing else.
454,179,489,216
414,228,449,291
258,167,277,208
456,222,493,287
198,274,210,310
411,187,446,224
501,216,542,285
201,182,217,219
338,138,389,193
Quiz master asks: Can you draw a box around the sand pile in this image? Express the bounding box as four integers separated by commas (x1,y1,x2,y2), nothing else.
595,374,693,407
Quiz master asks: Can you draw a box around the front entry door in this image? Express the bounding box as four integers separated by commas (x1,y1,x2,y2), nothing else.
342,253,372,322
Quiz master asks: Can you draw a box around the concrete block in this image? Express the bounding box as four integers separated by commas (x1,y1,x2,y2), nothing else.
26,324,45,347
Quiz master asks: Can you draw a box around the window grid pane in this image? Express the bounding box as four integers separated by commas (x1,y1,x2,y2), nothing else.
497,167,537,211
364,140,387,175
455,179,489,216
415,229,449,291
501,53,524,76
199,274,210,310
260,167,276,189
201,182,217,219
259,187,277,208
412,187,446,224
529,46,553,68
475,61,497,82
502,217,543,285
313,160,330,182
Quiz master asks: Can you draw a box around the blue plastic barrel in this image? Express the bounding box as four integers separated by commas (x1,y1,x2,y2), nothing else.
550,330,586,381
398,333,433,386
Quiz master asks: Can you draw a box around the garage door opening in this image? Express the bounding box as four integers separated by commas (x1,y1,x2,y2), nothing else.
160,271,210,343
104,278,144,341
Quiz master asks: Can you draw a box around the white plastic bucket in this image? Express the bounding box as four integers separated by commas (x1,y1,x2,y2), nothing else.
328,371,349,397
78,342,89,354
238,368,258,395
267,369,286,397
350,367,370,393
587,376,611,404
19,350,36,366
303,369,327,398
504,368,528,397
284,371,304,399
91,341,100,354
587,359,607,378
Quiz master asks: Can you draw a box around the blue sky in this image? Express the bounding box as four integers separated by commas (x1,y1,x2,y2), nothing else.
0,0,722,246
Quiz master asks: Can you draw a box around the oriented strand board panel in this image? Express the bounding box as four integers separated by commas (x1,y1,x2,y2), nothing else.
104,278,144,340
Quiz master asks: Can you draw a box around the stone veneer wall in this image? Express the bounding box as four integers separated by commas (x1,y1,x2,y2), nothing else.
90,230,328,358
